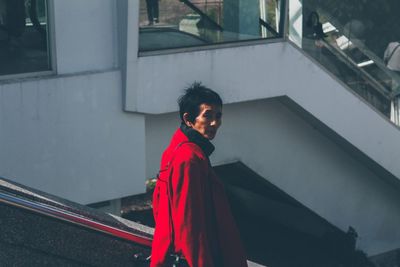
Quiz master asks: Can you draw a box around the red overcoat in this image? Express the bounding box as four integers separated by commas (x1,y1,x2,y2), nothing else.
150,128,247,267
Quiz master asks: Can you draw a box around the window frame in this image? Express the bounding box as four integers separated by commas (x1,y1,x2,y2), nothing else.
137,0,289,57
0,0,56,82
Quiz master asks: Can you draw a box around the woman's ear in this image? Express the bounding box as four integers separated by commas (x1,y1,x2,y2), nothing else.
183,113,193,127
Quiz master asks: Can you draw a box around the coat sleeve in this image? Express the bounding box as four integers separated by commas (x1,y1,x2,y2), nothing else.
169,149,215,267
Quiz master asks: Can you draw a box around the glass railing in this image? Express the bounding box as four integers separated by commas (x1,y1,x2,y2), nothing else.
139,0,286,52
288,0,400,125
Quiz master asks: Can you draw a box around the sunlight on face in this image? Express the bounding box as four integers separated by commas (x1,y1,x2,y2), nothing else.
187,103,222,140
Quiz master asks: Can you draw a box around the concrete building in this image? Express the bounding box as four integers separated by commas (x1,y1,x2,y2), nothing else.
0,0,399,261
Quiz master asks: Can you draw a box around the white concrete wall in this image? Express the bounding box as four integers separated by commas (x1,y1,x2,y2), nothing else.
0,71,146,204
128,43,287,114
145,99,400,256
0,1,146,204
53,0,119,74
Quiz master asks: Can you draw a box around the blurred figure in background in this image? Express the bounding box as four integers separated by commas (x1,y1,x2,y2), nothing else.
145,0,159,25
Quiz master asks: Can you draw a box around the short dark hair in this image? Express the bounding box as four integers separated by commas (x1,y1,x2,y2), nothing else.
178,82,223,123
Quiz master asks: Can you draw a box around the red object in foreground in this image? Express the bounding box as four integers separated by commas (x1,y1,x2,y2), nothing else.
150,128,248,267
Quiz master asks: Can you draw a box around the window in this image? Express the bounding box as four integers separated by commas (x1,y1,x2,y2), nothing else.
0,0,51,77
139,0,285,52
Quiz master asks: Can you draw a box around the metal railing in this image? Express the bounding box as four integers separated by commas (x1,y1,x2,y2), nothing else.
321,39,391,100
0,190,153,247
287,0,399,119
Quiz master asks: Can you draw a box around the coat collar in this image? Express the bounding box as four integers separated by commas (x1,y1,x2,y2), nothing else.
180,123,215,157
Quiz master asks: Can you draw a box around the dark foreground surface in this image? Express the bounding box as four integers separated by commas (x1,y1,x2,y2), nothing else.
0,177,153,267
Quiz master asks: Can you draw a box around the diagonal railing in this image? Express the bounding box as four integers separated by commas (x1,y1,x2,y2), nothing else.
0,190,153,247
288,1,400,120
179,0,223,31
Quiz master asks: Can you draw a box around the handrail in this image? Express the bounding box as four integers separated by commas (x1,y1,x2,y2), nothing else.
346,37,400,98
259,18,280,37
179,0,223,31
318,8,400,98
0,191,153,247
321,40,392,100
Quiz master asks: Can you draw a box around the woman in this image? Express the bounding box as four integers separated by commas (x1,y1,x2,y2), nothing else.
151,82,247,267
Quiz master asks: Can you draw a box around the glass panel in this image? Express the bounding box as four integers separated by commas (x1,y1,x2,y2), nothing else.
289,0,400,124
0,0,51,76
139,0,284,52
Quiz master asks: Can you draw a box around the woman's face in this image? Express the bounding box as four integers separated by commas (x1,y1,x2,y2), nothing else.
185,103,222,140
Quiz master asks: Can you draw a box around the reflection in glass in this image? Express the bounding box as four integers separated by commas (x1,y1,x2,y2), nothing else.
139,0,284,52
0,0,50,76
289,0,400,123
